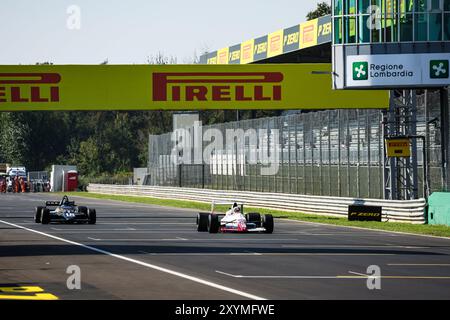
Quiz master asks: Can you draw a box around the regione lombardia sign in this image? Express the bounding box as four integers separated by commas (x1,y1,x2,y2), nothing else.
346,53,450,89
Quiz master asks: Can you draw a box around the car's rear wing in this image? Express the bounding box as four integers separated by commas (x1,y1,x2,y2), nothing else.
45,201,60,206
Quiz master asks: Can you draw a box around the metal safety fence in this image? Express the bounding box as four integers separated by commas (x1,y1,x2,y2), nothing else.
147,91,445,199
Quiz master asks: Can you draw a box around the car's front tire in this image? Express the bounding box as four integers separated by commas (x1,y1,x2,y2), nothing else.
41,209,51,224
262,214,274,234
34,206,44,223
208,214,220,234
197,212,209,232
88,208,96,224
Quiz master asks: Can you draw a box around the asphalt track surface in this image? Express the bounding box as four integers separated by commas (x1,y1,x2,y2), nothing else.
1,193,450,300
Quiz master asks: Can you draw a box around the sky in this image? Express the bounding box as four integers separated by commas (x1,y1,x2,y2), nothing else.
0,0,323,65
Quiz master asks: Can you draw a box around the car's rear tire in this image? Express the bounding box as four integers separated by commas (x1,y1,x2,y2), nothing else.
197,212,209,232
41,209,51,224
208,214,220,234
88,208,96,224
34,206,44,223
262,214,274,234
246,212,261,222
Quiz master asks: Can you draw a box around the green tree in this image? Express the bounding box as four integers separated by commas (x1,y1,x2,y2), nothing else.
306,1,331,20
0,113,31,167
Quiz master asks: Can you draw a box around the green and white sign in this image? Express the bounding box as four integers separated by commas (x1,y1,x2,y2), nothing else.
346,53,450,89
352,62,368,81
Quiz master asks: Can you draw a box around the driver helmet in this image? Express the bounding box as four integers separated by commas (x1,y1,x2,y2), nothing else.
233,206,241,214
62,196,70,205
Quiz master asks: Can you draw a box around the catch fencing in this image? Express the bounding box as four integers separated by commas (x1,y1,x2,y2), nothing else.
147,91,444,199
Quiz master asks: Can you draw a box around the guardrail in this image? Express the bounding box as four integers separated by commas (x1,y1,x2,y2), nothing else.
87,184,427,224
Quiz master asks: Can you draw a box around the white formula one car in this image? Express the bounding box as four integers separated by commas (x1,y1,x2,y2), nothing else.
196,202,274,234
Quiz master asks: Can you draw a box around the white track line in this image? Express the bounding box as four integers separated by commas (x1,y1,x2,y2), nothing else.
281,218,450,240
137,252,394,256
0,219,265,300
45,230,194,234
51,227,137,231
87,238,298,242
88,238,188,242
98,223,194,225
215,270,347,279
216,270,450,280
387,263,450,267
348,271,369,278
281,244,430,249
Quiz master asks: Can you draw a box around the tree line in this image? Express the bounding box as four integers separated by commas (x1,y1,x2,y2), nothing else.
0,109,285,177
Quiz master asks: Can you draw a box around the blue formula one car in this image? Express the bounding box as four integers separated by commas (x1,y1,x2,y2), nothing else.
34,195,96,224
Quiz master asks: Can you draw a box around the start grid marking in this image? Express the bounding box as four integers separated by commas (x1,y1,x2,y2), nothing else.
0,286,58,300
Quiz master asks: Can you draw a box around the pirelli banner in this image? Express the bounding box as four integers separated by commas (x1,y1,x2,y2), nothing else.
0,64,388,111
200,15,332,65
348,205,383,222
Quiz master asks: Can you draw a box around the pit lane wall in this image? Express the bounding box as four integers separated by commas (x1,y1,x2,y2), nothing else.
86,184,426,224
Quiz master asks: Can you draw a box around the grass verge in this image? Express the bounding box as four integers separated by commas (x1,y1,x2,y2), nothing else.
62,192,450,238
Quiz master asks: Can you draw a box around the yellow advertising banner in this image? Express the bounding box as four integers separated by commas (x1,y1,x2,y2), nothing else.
217,47,229,65
240,39,254,64
267,30,284,58
300,20,318,49
0,64,389,111
206,54,217,64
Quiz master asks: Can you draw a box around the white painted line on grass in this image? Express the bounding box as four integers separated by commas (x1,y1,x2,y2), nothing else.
0,219,265,300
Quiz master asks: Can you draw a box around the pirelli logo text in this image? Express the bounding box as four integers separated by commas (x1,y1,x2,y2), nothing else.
348,205,382,222
350,212,382,217
0,73,61,104
152,72,283,102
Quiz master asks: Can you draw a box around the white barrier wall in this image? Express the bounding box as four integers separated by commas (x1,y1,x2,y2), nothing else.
87,184,427,224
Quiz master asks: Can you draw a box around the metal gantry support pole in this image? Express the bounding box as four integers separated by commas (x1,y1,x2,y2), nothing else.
440,88,450,191
383,89,419,200
337,110,342,197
